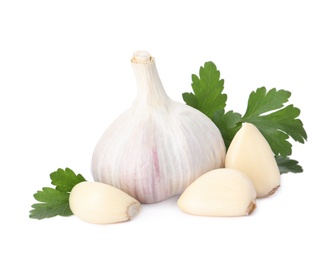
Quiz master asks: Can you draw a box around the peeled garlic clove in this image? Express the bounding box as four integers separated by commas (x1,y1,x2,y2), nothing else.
91,51,226,203
177,168,257,217
225,123,280,197
69,182,141,224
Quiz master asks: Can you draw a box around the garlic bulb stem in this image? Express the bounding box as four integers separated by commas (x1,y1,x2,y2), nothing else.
131,50,152,63
131,51,170,109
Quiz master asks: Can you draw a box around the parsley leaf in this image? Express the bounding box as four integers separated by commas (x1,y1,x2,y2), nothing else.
243,87,291,118
184,61,308,174
29,168,86,219
30,188,71,219
182,61,227,119
275,156,303,174
212,109,242,148
242,87,307,157
51,168,86,192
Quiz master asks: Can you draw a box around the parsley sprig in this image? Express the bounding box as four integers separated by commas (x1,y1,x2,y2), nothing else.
183,61,307,173
29,168,86,219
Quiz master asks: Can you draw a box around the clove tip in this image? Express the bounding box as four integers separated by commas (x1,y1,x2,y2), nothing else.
246,200,257,215
127,201,141,220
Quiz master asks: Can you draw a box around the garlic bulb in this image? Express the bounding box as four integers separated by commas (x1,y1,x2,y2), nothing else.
69,182,141,224
91,51,226,204
225,123,280,197
177,168,257,217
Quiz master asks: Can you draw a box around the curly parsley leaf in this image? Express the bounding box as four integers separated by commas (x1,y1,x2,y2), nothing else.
184,61,307,174
182,61,227,119
29,168,86,220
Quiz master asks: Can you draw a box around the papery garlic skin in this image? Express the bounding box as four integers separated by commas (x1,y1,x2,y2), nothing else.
177,168,257,217
91,51,226,204
225,123,280,197
69,182,141,224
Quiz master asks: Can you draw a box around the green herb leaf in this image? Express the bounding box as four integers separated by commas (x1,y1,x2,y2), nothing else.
212,109,242,148
185,62,307,174
243,87,291,118
30,188,71,219
51,168,86,192
183,61,227,119
30,168,86,220
242,87,308,157
275,156,303,174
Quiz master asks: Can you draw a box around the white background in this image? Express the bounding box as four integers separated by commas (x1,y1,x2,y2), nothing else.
1,0,334,259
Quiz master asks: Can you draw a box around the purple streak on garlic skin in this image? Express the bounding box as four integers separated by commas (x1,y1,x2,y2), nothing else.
152,147,161,196
152,147,160,179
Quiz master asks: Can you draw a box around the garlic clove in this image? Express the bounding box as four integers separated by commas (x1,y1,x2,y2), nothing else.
177,168,257,217
69,182,141,224
225,123,280,197
91,51,226,203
